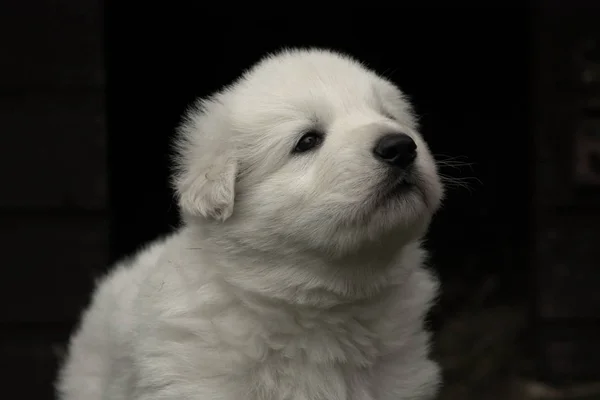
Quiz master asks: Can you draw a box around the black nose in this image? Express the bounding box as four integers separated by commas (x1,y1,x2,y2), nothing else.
373,133,417,168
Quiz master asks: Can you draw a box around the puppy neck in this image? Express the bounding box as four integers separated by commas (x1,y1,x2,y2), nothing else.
183,221,428,308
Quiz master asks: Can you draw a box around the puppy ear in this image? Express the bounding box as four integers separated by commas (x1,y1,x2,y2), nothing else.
173,96,237,222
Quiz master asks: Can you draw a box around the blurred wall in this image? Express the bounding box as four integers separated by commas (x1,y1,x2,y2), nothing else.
531,5,600,383
0,1,107,398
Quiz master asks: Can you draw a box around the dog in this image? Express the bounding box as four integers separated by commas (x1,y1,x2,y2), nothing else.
56,48,444,400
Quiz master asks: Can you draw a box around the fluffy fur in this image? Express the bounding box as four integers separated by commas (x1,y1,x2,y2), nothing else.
57,48,444,400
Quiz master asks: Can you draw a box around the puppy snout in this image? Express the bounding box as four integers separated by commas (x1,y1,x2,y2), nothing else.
373,133,417,169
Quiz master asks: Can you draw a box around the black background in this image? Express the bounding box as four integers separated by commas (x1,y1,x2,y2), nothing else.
107,6,532,315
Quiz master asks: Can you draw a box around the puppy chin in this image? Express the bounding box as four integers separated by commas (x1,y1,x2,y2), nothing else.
383,167,443,216
372,198,431,235
358,179,436,241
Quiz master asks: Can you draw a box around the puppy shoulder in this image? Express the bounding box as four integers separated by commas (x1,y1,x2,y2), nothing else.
132,229,230,323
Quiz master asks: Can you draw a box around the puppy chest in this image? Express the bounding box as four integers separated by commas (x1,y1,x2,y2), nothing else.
205,308,382,399
244,358,375,400
246,322,384,399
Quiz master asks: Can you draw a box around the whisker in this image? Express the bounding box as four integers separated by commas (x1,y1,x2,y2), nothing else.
437,161,476,170
434,153,470,160
434,154,477,174
439,174,482,194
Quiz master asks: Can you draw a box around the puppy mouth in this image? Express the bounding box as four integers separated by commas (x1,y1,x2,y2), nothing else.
381,177,414,199
380,166,419,197
352,171,429,225
373,166,433,208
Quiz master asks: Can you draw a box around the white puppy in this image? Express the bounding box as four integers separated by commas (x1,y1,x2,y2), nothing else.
57,48,444,400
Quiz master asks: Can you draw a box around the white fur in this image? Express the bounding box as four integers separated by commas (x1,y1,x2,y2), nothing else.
57,48,444,400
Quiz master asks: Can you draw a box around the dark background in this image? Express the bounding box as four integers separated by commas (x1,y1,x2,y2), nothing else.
1,2,600,399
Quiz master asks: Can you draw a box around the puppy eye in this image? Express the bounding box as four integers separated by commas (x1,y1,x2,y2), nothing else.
293,131,324,154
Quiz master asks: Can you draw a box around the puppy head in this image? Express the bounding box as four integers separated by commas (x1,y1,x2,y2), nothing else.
174,48,443,256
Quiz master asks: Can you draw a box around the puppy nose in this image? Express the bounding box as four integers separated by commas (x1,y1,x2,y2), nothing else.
373,133,417,168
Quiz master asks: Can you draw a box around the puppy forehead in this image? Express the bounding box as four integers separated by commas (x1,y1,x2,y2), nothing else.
247,49,378,91
231,51,391,122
